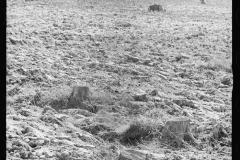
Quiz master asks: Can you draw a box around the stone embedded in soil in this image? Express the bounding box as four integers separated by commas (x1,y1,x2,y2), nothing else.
149,89,159,96
125,54,140,63
8,37,23,45
220,76,232,86
132,90,148,102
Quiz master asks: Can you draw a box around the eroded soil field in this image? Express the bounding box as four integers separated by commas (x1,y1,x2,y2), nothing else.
7,0,232,159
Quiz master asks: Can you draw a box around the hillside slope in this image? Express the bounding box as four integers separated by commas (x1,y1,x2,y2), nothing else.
7,0,232,159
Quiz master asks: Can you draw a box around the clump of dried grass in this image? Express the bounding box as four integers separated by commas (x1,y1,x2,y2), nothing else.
25,85,115,112
35,85,72,109
117,92,134,108
90,90,114,105
195,56,231,73
118,116,164,144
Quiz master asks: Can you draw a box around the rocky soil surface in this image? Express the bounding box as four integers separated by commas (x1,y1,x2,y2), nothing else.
7,0,232,159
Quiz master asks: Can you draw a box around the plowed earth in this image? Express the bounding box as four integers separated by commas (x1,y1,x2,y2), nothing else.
7,0,232,159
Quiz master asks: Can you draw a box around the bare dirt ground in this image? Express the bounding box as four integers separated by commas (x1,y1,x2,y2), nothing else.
7,0,232,159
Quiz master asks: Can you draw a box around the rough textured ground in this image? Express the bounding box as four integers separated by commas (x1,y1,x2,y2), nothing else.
7,0,232,159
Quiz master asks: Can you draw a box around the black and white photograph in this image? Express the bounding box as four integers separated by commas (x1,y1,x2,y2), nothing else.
6,0,232,159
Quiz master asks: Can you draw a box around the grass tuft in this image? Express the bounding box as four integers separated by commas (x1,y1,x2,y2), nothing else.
118,116,164,145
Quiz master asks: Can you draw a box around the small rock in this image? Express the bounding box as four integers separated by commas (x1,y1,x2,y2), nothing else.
126,55,139,63
28,141,38,148
149,89,159,96
153,96,161,102
19,151,29,159
132,90,148,102
221,76,231,86
172,154,183,160
143,59,151,65
164,149,171,154
9,37,20,45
